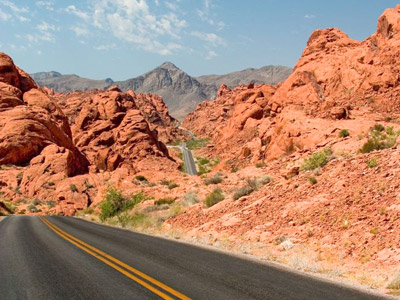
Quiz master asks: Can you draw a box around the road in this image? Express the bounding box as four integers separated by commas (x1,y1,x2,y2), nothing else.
0,216,390,300
181,142,197,175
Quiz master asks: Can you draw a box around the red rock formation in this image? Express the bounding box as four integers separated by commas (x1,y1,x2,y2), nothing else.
0,52,88,173
183,5,400,163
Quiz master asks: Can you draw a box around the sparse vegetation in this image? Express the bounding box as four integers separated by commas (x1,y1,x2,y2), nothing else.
183,192,199,206
301,148,333,171
233,176,273,200
84,180,94,189
32,199,40,206
70,184,78,193
370,227,380,235
155,198,175,206
366,158,378,168
198,157,210,165
28,204,39,213
233,185,254,200
204,173,223,185
388,270,400,291
160,179,179,189
16,172,23,180
46,200,56,208
204,188,224,208
135,175,148,182
14,185,21,194
308,177,317,185
99,187,148,222
339,129,350,138
255,161,265,168
360,125,400,153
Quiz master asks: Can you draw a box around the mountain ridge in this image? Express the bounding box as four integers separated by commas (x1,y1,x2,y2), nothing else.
31,63,292,120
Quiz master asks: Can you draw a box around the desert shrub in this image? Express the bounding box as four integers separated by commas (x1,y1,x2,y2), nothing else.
360,125,399,153
46,201,56,208
16,172,23,180
135,175,148,182
198,157,210,165
204,188,224,208
168,182,178,189
14,186,21,194
48,182,55,187
246,178,259,190
99,188,147,222
70,184,78,193
373,124,385,132
32,199,40,205
231,166,239,173
366,158,377,168
85,180,94,189
339,129,349,138
301,148,333,171
160,179,178,189
204,174,223,185
28,205,39,213
155,198,175,206
388,270,400,290
233,185,254,200
308,177,317,185
257,175,273,185
19,209,26,214
255,162,265,168
183,192,199,205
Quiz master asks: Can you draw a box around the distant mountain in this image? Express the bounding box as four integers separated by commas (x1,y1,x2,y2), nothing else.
31,63,292,120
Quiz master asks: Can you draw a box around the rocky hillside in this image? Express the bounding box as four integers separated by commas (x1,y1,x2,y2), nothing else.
31,64,292,120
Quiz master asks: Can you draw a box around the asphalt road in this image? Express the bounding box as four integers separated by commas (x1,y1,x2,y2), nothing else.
181,143,197,175
0,216,391,300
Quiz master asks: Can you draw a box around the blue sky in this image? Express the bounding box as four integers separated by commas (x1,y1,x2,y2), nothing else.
0,1,398,80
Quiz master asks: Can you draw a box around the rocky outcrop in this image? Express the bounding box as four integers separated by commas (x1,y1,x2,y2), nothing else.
183,5,400,164
56,87,173,172
0,52,88,173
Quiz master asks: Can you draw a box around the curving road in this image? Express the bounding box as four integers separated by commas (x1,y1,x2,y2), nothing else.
0,216,391,300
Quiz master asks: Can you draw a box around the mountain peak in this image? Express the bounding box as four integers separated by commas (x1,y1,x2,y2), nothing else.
159,61,179,70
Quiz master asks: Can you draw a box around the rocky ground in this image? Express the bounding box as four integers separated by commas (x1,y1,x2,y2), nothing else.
2,4,400,297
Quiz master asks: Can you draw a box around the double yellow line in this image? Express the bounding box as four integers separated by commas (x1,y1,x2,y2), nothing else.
40,217,192,300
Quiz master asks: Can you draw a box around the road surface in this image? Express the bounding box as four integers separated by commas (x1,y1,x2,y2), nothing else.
181,143,197,175
0,216,390,300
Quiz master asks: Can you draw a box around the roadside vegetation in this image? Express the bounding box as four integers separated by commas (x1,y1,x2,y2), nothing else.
233,176,273,200
360,125,400,153
301,148,333,171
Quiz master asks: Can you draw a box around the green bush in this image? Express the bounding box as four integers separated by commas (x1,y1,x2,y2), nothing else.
198,157,210,165
155,198,175,206
135,175,148,182
99,188,147,222
70,184,78,193
233,186,254,200
32,199,40,205
366,158,378,168
308,177,317,185
255,162,266,168
204,188,224,208
168,182,179,189
360,125,399,153
339,129,350,138
16,172,23,180
204,174,223,185
301,148,333,171
183,192,199,205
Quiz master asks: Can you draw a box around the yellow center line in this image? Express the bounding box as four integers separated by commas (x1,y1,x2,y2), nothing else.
40,217,192,300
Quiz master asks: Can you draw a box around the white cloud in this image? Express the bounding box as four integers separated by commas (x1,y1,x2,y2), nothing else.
65,5,90,21
0,0,30,22
304,14,316,19
27,21,59,43
36,1,54,11
82,0,187,55
0,0,28,13
205,50,217,60
70,25,90,37
196,0,225,30
0,7,10,21
94,43,117,50
191,31,226,47
165,2,178,11
37,50,42,55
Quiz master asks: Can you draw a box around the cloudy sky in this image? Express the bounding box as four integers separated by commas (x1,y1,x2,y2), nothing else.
0,0,397,80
